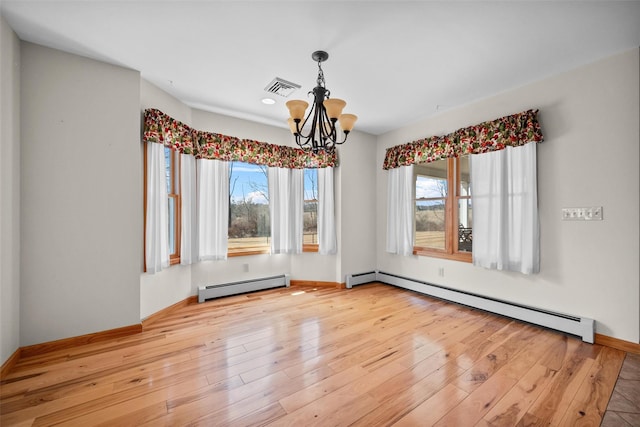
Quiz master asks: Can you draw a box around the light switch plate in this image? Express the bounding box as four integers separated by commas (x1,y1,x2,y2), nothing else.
562,207,603,221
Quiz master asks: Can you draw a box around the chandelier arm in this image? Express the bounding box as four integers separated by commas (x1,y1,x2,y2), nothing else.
297,92,314,137
295,92,320,151
293,120,307,149
319,105,337,150
317,98,325,139
312,85,327,152
334,132,349,145
312,96,323,152
294,94,318,149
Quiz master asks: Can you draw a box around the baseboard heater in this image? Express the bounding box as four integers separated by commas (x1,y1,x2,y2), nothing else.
198,274,290,303
345,271,377,288
344,271,595,343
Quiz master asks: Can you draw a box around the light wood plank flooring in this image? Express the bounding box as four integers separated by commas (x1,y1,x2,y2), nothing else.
0,283,626,426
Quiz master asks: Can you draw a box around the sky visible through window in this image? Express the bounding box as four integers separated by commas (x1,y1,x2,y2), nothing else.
229,163,268,204
229,162,318,204
416,175,447,200
304,169,317,201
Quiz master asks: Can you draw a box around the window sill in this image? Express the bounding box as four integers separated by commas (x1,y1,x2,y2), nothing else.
228,247,270,257
413,247,472,263
227,244,320,257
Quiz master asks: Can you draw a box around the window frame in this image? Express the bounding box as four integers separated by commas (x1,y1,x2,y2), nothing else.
413,156,472,263
166,147,181,265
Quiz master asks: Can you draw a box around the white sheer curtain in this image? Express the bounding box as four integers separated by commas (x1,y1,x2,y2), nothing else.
386,164,414,256
145,143,170,273
268,167,303,254
470,141,539,274
180,154,197,265
317,167,337,255
197,158,229,261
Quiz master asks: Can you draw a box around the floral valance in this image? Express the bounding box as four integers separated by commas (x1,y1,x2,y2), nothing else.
383,109,543,170
143,108,337,168
143,108,198,154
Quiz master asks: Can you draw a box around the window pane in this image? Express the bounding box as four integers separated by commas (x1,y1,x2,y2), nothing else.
228,162,270,251
173,151,180,193
459,156,471,197
164,146,172,194
415,199,446,250
303,169,318,245
413,157,472,259
168,196,176,254
458,198,472,252
416,174,447,199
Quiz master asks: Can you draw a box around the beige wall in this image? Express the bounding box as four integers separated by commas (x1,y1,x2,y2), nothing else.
19,42,142,346
376,48,640,343
0,16,21,364
335,129,377,280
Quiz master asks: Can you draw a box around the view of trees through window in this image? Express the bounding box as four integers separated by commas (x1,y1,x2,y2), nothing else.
303,169,318,245
228,162,270,253
227,162,318,253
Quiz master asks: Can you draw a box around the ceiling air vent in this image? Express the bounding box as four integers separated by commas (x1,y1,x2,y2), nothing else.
264,77,301,98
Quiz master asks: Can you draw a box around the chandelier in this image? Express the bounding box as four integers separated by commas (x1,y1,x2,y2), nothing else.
286,51,357,153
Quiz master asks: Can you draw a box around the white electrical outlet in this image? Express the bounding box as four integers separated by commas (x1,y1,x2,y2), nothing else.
561,207,603,221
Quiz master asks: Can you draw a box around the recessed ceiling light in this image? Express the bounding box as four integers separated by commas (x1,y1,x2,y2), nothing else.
261,98,276,105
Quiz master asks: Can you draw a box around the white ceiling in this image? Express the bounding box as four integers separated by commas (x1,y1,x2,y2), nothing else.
2,1,640,136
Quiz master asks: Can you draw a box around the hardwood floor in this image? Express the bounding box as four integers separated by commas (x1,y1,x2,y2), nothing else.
0,283,626,426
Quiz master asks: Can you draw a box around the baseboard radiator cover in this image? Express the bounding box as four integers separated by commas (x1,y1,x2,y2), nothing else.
198,274,290,303
375,271,595,343
345,271,378,288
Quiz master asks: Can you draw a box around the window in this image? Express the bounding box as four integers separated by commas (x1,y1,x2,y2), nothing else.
303,168,318,251
165,146,181,264
228,162,270,256
148,156,321,261
414,156,472,262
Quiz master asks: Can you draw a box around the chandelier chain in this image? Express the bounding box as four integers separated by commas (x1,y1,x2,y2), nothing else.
316,60,325,88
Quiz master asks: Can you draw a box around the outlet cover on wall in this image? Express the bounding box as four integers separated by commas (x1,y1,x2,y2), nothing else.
561,206,603,221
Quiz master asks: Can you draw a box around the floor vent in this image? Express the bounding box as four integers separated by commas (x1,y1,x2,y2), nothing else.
198,274,290,303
